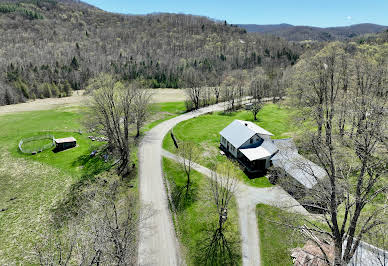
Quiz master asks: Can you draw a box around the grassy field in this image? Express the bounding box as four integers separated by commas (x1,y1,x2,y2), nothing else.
0,108,101,263
163,158,241,265
0,100,187,263
256,204,304,266
163,103,300,187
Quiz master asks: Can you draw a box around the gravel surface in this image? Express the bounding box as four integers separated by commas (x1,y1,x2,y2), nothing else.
138,103,229,265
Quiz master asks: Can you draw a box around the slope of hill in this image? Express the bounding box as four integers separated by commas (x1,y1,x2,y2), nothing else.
0,0,301,105
238,23,388,41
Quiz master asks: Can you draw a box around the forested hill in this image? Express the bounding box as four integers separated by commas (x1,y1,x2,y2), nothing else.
239,23,388,41
0,0,301,105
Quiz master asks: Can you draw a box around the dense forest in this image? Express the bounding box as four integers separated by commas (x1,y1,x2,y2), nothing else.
239,23,388,41
0,0,303,105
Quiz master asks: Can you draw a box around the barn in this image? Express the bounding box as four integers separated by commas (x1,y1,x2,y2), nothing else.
54,137,77,151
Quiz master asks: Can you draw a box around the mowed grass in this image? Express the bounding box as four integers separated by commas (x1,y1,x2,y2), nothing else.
163,103,300,187
0,108,108,263
163,158,241,265
256,204,304,266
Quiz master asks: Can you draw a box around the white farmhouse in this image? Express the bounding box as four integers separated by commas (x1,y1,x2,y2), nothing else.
219,120,278,172
219,120,327,190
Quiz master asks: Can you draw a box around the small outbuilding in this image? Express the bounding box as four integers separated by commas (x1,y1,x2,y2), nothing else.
54,137,77,152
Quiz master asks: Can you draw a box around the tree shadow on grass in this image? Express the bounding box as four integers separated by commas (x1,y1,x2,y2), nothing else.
168,179,199,212
194,221,241,266
51,148,115,227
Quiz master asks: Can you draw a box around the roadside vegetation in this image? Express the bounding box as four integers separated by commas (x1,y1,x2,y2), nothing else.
256,204,305,266
163,158,241,265
163,103,303,187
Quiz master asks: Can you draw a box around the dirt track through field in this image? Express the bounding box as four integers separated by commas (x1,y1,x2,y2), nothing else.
0,89,186,115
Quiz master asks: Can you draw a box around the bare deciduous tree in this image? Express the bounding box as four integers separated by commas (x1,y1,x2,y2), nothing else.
201,162,239,265
131,85,152,137
33,176,144,266
86,74,136,176
177,141,200,195
285,42,388,265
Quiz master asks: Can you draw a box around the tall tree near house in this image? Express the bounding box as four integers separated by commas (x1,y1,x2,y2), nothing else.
131,84,152,137
177,141,199,196
202,162,239,265
287,42,388,266
86,74,136,176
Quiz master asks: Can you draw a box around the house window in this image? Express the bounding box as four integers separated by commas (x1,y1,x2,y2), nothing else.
250,138,253,144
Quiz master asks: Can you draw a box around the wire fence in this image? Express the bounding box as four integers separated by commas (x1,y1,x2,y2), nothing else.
18,134,55,154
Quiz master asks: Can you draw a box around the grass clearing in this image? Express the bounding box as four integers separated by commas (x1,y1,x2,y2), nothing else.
163,103,301,187
163,158,241,265
0,108,112,263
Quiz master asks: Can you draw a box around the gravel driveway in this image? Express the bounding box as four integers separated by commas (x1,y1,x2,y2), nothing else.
138,103,229,265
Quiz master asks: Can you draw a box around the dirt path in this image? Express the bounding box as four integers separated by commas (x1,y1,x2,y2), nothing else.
0,89,186,115
138,102,234,265
162,150,309,266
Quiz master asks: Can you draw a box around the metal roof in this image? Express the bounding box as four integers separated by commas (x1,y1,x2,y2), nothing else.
272,139,326,189
55,137,77,144
219,120,273,148
236,120,274,136
239,140,278,161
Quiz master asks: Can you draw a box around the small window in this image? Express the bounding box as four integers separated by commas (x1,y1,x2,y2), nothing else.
250,138,253,144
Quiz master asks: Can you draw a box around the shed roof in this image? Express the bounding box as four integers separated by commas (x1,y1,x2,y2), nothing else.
239,140,278,161
272,139,326,189
55,137,77,144
219,120,273,148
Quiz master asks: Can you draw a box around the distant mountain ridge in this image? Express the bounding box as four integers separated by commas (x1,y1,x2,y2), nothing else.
238,23,388,41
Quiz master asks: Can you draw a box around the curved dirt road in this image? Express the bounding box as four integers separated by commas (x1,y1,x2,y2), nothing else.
138,103,228,265
138,97,304,266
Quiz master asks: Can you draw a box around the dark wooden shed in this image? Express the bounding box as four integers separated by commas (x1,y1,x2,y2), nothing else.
54,137,77,151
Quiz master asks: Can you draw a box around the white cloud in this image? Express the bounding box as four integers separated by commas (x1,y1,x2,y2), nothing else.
346,16,352,20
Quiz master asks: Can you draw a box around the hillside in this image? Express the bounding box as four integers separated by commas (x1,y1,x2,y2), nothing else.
0,0,301,105
239,23,388,41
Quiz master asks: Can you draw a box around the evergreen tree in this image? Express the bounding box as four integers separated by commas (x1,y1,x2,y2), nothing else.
70,56,79,70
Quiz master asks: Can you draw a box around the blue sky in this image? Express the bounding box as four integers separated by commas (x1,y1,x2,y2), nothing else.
83,0,387,27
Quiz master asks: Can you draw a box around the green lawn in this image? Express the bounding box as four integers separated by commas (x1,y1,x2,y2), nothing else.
163,103,300,187
163,158,241,265
256,204,304,266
